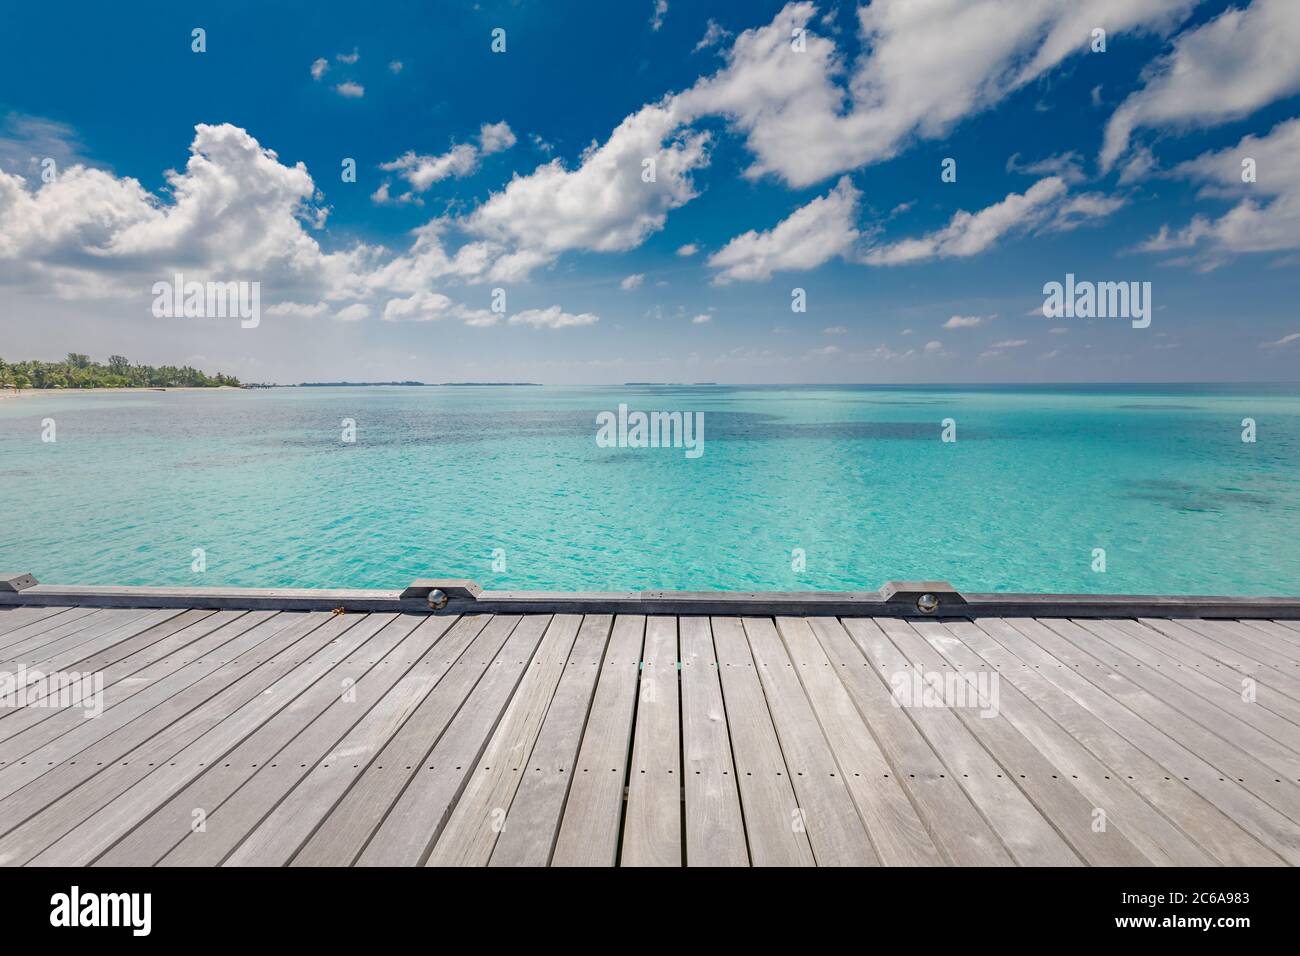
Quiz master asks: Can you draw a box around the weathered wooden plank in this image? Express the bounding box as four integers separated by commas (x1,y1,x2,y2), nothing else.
988,617,1300,864
550,615,645,867
0,606,78,641
30,612,408,866
488,615,613,867
56,609,216,674
1,609,192,712
0,609,222,749
351,615,552,867
1240,618,1300,652
428,615,583,866
806,617,1011,866
1174,618,1300,685
1076,619,1300,752
213,614,501,867
913,619,1211,866
0,611,293,800
882,619,1149,866
678,616,747,867
619,616,681,867
0,611,259,760
0,608,139,666
742,617,877,866
0,607,99,655
1104,618,1300,728
709,616,814,866
775,616,941,866
0,611,356,865
1139,617,1300,702
1204,619,1300,667
95,613,450,865
1032,618,1300,821
957,617,1282,866
843,618,1080,866
6,608,178,675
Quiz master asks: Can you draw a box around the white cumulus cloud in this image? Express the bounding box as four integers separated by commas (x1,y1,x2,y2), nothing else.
508,306,600,329
708,175,859,282
1137,117,1300,267
463,104,709,270
674,0,1197,188
1101,0,1300,172
864,177,1069,265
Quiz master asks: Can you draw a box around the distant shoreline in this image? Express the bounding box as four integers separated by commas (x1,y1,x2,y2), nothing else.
0,386,240,401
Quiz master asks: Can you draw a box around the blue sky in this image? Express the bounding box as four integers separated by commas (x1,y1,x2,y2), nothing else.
1,0,1298,383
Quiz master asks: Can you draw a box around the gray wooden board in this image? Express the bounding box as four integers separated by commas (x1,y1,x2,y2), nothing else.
0,609,141,667
911,619,1211,866
1176,618,1300,684
845,618,1080,866
55,609,216,675
987,617,1300,864
620,616,683,867
1077,619,1300,752
230,613,510,866
352,614,553,866
1106,618,1300,728
101,613,456,865
0,611,296,802
30,612,405,865
0,611,263,763
6,609,176,673
2,609,198,711
428,615,583,865
883,619,1150,866
550,615,646,867
0,609,230,750
0,608,99,654
953,617,1282,866
488,614,613,867
257,614,510,866
806,616,1012,866
1211,621,1300,665
1239,619,1300,652
775,616,941,865
1031,617,1300,822
1142,617,1300,702
1,612,374,865
0,607,78,641
678,616,748,867
708,616,814,866
5,606,1296,867
742,616,876,865
0,611,348,864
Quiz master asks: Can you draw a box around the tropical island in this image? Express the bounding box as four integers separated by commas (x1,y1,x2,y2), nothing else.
0,354,240,390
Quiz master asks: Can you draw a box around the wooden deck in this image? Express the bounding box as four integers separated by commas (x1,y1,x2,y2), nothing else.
1,603,1299,866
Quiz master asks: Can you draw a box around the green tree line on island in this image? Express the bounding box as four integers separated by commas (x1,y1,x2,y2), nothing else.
0,354,240,389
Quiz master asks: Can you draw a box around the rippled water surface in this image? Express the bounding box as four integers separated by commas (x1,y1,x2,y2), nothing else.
1,384,1297,594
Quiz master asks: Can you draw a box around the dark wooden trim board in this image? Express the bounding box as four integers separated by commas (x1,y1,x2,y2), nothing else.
1,575,1297,619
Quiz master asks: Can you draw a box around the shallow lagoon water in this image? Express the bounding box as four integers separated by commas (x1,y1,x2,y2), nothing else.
1,383,1297,594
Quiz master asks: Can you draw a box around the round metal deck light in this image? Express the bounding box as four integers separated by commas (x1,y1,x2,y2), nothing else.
916,593,939,614
428,589,449,610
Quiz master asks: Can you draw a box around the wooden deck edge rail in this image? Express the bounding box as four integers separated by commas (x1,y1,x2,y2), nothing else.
2,572,1298,619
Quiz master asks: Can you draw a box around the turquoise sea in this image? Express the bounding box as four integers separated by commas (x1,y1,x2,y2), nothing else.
1,384,1297,595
